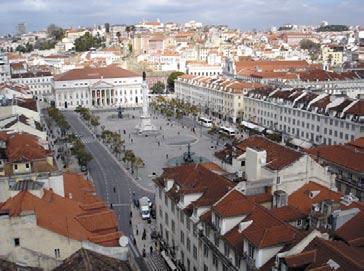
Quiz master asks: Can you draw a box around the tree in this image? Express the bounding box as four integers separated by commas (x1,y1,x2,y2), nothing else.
134,157,144,177
151,81,165,94
116,32,121,42
167,71,184,92
128,43,133,53
74,32,103,52
47,24,65,41
16,42,33,53
299,39,319,51
316,25,348,32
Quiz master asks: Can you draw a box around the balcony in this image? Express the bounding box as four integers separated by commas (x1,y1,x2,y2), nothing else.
243,252,257,270
200,235,238,271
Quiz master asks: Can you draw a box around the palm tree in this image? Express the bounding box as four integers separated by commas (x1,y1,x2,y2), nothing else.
134,157,145,177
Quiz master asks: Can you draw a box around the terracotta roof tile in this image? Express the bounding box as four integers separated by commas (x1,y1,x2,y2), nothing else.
269,206,306,222
232,135,303,170
55,66,139,81
0,190,121,247
335,210,364,246
156,163,235,208
212,190,255,218
284,238,364,270
306,143,364,172
288,181,362,215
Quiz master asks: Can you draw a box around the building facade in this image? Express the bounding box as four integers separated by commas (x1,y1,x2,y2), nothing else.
54,66,143,110
10,71,53,102
175,75,263,123
243,88,364,145
0,52,11,83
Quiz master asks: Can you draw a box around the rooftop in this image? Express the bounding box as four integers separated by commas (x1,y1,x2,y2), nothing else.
0,188,121,247
55,65,139,81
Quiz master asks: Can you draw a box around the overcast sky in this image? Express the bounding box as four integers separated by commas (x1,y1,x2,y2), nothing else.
0,0,363,34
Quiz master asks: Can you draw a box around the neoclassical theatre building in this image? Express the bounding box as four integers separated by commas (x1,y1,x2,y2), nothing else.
54,65,143,110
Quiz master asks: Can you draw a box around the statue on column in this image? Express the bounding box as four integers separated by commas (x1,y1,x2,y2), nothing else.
135,81,157,134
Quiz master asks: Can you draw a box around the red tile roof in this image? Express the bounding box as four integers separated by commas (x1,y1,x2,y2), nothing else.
155,163,234,208
306,142,364,173
0,190,121,247
269,206,306,222
212,190,255,218
345,100,364,116
335,210,364,247
0,132,51,162
232,135,303,170
223,204,301,249
55,66,139,81
288,181,362,215
284,238,364,270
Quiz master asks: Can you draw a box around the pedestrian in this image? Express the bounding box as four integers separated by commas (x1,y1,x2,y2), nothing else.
166,154,169,159
113,187,116,193
123,129,126,134
131,138,133,143
158,141,160,146
150,246,153,254
142,229,146,240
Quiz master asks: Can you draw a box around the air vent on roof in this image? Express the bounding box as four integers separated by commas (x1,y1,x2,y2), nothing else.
326,259,340,270
340,193,359,206
309,190,320,199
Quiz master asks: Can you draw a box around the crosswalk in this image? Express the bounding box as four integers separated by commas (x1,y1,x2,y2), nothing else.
79,136,96,144
145,252,169,271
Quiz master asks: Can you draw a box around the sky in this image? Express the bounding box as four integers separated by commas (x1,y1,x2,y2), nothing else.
0,0,363,34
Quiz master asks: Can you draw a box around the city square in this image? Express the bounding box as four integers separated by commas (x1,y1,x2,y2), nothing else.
94,107,229,191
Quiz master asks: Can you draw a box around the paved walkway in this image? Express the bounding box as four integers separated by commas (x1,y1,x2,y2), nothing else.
95,109,225,190
130,203,168,271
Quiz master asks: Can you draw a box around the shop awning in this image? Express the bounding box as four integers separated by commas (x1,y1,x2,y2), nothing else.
241,121,265,132
161,251,177,270
290,138,312,149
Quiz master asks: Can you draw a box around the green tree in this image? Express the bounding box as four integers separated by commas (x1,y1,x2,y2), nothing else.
128,43,133,53
167,71,184,92
151,81,165,94
47,24,65,41
299,39,319,51
74,32,103,52
134,157,144,177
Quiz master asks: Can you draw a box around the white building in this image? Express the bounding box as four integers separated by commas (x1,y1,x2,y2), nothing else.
243,88,364,145
54,66,143,110
214,135,335,195
0,52,11,83
175,75,263,123
10,71,54,102
153,160,331,271
0,82,33,99
186,61,223,77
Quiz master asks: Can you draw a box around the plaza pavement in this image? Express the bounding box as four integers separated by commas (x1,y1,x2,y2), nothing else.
95,109,226,191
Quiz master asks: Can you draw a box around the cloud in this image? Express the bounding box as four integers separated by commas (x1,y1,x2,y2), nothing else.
0,0,362,34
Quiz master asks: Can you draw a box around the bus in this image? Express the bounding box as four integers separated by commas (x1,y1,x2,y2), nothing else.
219,126,236,137
198,117,213,128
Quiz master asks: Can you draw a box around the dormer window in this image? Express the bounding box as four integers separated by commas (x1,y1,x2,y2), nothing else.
14,164,18,171
25,163,30,169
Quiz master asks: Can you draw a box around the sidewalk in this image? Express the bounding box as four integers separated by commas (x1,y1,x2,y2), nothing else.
130,203,168,271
